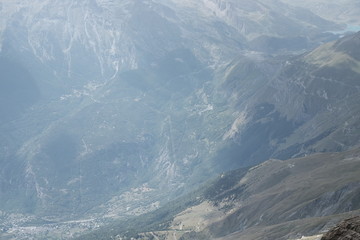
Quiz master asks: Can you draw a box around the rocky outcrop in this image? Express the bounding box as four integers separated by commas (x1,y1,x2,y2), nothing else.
321,217,360,240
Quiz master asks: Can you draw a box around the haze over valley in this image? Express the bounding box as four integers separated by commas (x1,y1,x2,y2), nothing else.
1,0,360,239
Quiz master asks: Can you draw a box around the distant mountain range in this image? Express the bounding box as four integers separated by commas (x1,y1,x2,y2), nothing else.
1,1,360,239
75,32,360,240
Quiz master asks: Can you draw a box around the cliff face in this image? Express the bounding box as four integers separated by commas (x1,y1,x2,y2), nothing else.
321,217,360,240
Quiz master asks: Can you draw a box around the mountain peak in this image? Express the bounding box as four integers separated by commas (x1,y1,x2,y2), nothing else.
321,216,360,240
304,32,360,73
334,31,360,61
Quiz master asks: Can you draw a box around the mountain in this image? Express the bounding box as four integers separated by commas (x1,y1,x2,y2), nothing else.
281,0,360,26
0,0,340,215
76,147,360,240
321,216,360,240
74,31,360,240
166,0,340,52
215,31,360,168
1,0,360,239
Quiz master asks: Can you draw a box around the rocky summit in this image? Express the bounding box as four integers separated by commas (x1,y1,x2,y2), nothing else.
321,217,360,240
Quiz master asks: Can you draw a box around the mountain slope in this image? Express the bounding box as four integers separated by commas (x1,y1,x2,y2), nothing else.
215,32,360,169
76,146,360,240
0,0,344,219
281,0,360,26
72,31,360,240
0,0,242,218
321,216,360,240
1,1,360,239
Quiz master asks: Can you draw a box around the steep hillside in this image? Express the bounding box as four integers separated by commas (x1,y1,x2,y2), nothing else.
167,0,339,52
215,32,360,169
321,216,360,240
281,0,360,26
76,147,360,240
73,32,360,240
0,0,241,219
1,1,360,239
0,0,344,219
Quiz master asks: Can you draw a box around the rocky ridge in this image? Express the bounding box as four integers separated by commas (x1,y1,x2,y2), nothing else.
321,216,360,240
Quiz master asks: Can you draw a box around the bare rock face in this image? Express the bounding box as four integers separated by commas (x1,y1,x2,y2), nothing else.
321,217,360,240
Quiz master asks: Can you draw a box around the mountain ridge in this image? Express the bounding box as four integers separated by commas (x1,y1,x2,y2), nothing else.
1,1,360,239
75,146,360,240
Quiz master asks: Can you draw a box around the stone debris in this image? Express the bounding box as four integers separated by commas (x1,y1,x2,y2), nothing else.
321,216,360,240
